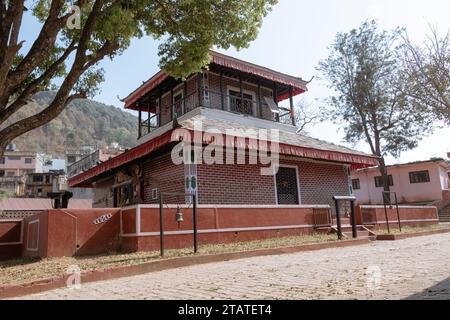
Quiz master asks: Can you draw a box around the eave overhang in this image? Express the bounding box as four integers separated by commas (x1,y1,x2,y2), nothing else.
69,129,379,188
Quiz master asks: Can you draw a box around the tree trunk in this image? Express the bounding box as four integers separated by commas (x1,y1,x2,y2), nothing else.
378,156,391,204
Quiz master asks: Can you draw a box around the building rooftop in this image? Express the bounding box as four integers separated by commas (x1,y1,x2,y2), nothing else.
69,107,378,188
0,198,92,211
124,50,309,111
354,158,449,173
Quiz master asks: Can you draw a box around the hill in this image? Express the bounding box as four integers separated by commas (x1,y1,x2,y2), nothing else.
5,92,138,156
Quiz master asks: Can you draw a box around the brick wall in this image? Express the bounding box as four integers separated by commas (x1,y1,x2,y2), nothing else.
197,161,276,205
142,153,185,204
196,153,350,207
93,148,350,208
285,159,350,210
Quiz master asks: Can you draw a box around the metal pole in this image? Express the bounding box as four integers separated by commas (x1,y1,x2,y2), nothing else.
350,200,357,238
159,192,164,257
383,192,390,234
394,192,402,232
193,194,198,253
334,200,343,240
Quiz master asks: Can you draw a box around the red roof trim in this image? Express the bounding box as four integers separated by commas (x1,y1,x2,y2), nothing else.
210,51,308,94
68,131,174,188
124,71,169,111
69,130,379,188
124,51,309,111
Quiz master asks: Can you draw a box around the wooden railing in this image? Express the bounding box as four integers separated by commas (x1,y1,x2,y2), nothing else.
138,87,293,138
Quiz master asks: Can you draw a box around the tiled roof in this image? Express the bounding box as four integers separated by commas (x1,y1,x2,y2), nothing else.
124,50,308,110
69,108,378,188
0,198,92,211
180,108,374,158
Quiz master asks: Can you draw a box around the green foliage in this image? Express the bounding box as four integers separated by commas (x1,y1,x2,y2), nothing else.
10,91,138,155
318,20,436,158
27,0,277,91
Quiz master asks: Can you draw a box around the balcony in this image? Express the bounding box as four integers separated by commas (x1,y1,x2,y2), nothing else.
138,88,293,139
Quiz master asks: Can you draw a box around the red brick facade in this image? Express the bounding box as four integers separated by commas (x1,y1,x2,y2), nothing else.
142,153,185,204
139,150,351,207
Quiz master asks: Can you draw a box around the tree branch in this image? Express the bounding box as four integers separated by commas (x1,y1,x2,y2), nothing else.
5,1,67,93
0,41,78,124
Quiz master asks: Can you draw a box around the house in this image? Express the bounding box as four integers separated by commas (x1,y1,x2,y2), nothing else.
25,170,67,198
65,146,95,174
65,144,124,200
67,144,124,178
0,144,44,178
69,50,379,210
351,158,450,221
0,176,25,197
0,144,44,196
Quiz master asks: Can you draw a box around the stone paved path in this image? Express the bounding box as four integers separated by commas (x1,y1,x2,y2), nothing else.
16,233,450,300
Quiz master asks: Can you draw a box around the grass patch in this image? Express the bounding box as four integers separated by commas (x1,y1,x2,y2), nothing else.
378,224,449,235
0,233,336,287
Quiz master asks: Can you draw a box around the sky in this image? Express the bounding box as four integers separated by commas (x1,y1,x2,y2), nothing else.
21,0,450,164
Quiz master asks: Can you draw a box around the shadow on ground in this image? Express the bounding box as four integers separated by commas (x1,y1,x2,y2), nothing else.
405,276,450,300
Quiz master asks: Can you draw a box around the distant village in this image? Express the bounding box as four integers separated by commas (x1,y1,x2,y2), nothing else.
0,142,124,216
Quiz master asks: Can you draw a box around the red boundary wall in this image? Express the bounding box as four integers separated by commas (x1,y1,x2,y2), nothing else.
120,205,330,252
21,209,121,258
0,204,441,260
0,219,23,260
356,205,439,228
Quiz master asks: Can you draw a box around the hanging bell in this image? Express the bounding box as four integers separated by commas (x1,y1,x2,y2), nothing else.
176,208,184,223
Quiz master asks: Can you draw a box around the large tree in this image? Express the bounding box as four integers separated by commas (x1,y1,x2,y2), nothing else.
0,0,277,155
318,20,435,195
401,27,450,122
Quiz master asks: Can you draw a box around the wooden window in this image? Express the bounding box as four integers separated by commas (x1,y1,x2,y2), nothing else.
352,179,361,190
409,170,430,184
173,91,184,117
275,166,300,205
374,175,393,188
228,89,255,116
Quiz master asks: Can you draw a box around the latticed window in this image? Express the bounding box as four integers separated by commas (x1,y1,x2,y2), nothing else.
228,90,254,116
275,166,299,205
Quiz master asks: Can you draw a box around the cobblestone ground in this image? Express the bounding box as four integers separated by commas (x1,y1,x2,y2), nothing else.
16,233,450,300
